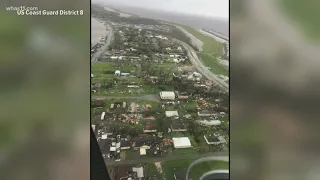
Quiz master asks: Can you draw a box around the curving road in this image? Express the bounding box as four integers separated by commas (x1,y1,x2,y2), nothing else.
174,39,229,91
91,22,114,64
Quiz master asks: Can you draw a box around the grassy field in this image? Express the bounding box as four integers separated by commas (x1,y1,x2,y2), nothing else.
162,159,229,180
96,84,166,97
281,0,320,40
143,163,164,180
197,53,228,76
124,150,140,160
180,25,224,55
92,63,115,72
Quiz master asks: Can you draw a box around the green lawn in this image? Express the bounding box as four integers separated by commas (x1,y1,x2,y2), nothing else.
182,101,198,111
92,63,115,71
174,147,198,155
124,150,140,160
99,99,160,110
92,63,115,79
281,0,320,41
143,163,164,180
162,159,229,180
96,84,159,96
197,53,228,76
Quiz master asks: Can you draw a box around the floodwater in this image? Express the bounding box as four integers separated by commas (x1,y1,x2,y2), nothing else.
91,18,107,47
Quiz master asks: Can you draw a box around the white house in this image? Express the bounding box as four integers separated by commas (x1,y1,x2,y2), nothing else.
172,137,191,149
110,56,118,60
100,112,106,120
198,110,215,117
140,148,146,155
101,134,108,140
115,70,121,76
159,91,176,100
198,120,221,126
110,146,116,152
165,111,179,118
121,72,130,76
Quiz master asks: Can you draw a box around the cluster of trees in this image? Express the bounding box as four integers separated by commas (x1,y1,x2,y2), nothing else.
147,26,199,51
221,42,229,60
109,32,122,50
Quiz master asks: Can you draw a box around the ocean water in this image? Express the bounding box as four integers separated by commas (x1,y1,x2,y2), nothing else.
91,18,107,47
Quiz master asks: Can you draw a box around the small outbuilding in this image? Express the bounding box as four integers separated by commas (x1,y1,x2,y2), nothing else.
159,91,176,100
140,148,146,155
165,111,179,118
115,70,121,76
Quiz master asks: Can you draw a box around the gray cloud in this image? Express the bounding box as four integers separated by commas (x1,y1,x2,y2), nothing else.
93,0,229,19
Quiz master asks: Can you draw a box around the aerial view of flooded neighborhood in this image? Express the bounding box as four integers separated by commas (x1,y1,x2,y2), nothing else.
91,1,229,179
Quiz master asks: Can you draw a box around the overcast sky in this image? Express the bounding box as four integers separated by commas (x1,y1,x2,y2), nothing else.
93,0,229,19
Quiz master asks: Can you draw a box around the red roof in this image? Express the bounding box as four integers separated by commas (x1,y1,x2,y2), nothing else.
146,124,155,130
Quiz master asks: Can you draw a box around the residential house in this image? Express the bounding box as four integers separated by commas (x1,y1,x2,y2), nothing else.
197,120,221,126
143,124,157,133
132,139,152,150
171,121,187,132
159,91,176,100
165,111,179,119
172,137,191,149
197,110,215,117
177,92,189,100
204,134,227,145
120,140,131,150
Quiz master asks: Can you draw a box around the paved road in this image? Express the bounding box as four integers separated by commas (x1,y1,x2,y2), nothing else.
105,151,228,166
174,39,229,91
93,94,160,102
91,22,114,64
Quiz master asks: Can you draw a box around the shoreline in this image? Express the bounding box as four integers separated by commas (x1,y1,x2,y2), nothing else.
91,18,107,47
